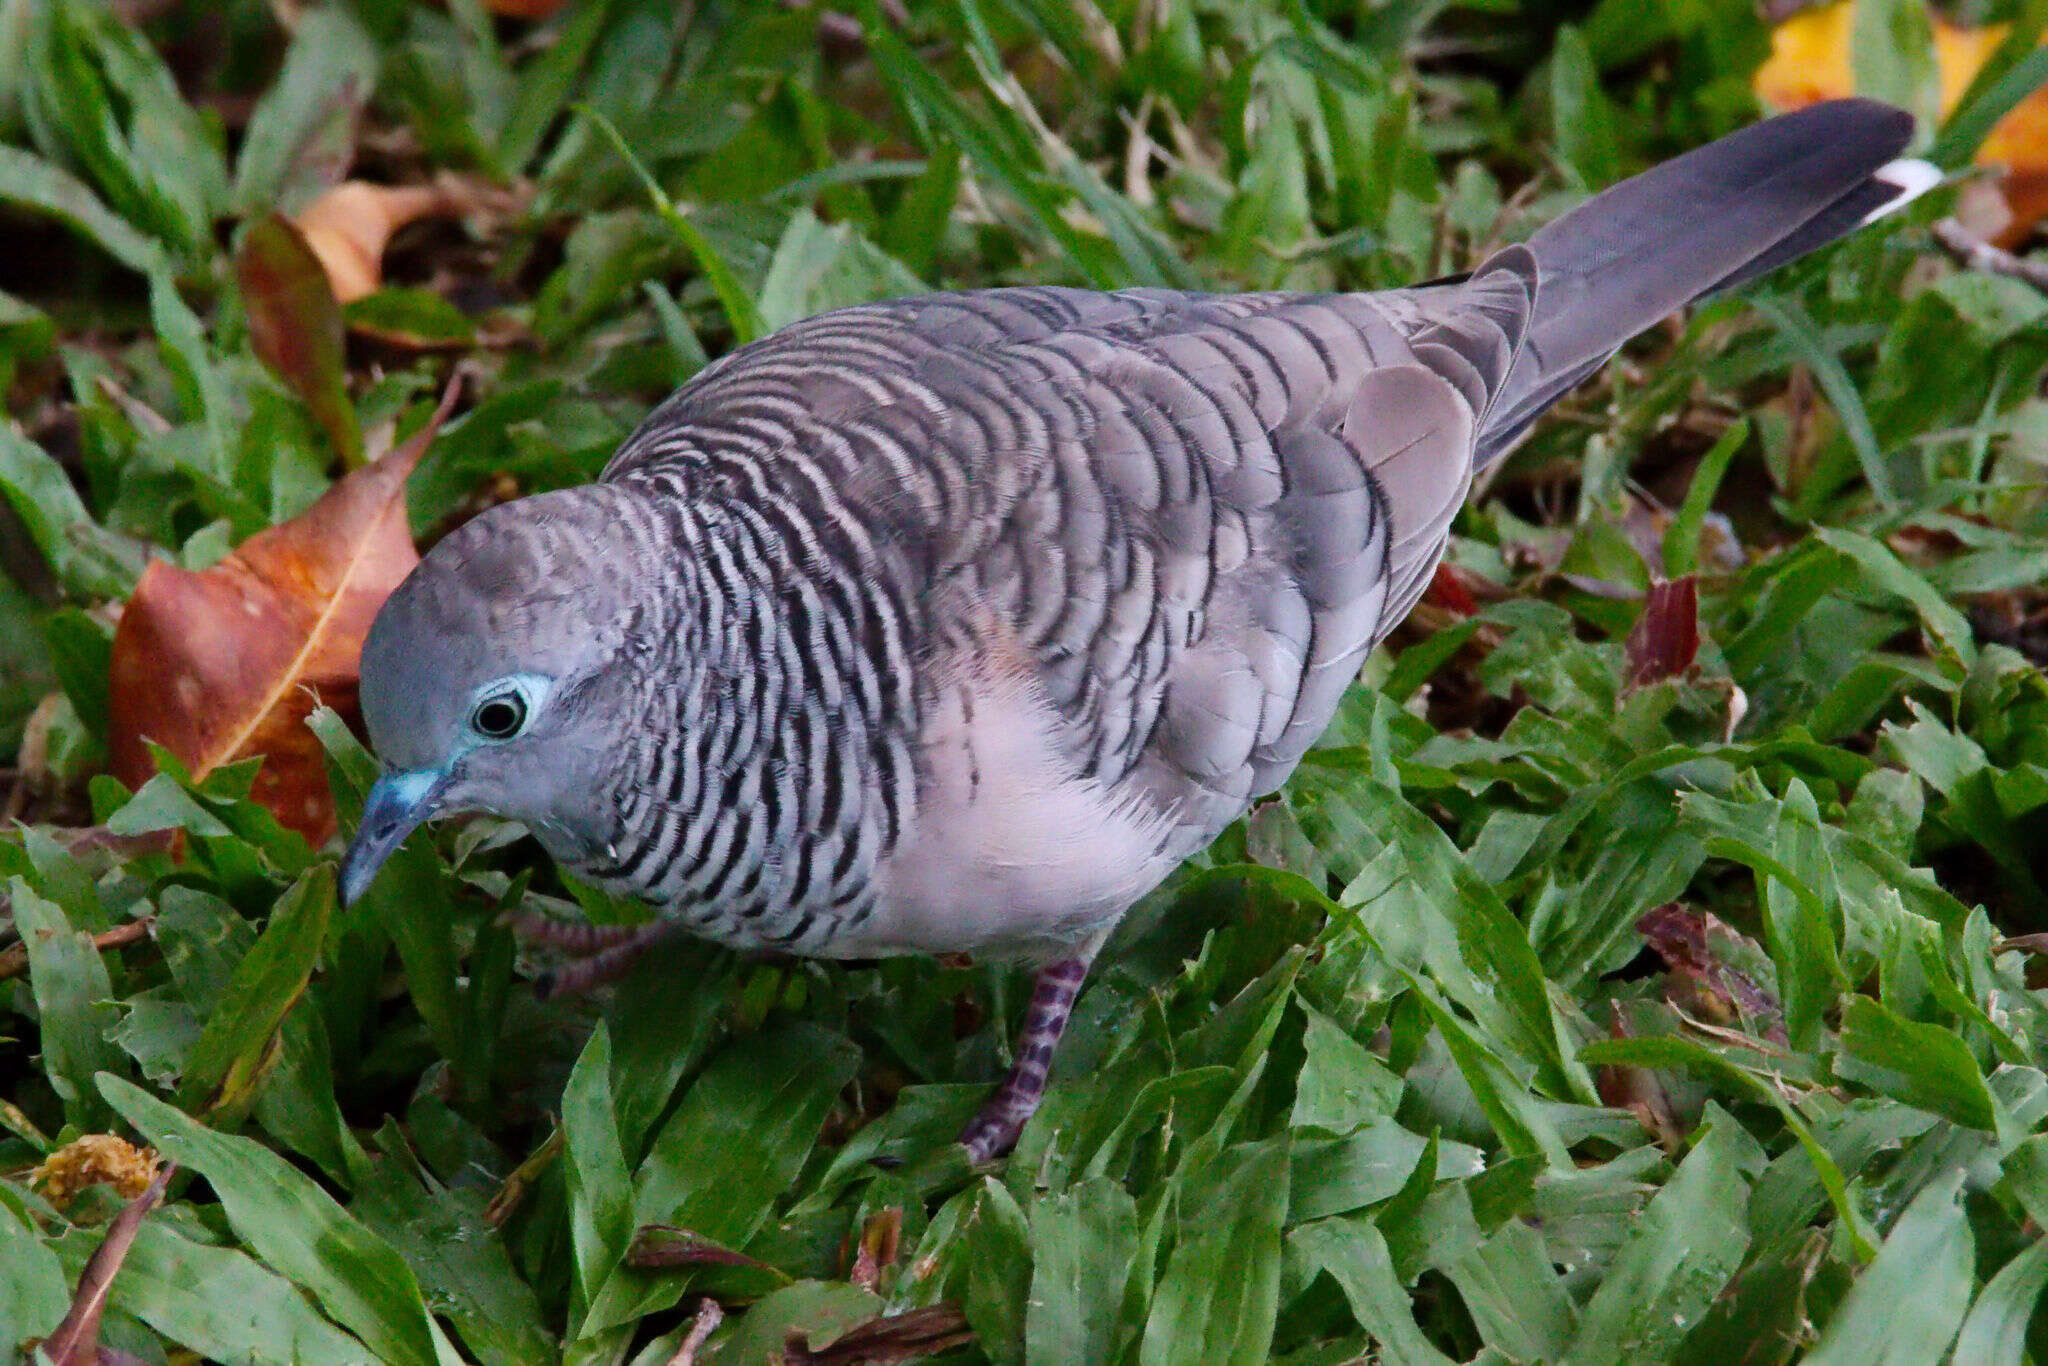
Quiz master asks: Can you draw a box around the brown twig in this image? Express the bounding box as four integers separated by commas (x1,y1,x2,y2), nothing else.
0,918,154,983
38,1165,175,1366
1933,216,2048,295
664,1299,725,1366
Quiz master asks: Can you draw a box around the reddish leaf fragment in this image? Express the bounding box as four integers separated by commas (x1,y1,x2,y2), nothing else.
784,1304,975,1366
107,380,461,844
1625,575,1700,687
38,1164,174,1366
1595,1006,1683,1150
236,213,362,466
848,1206,902,1292
628,1225,776,1271
1423,562,1478,616
1637,903,1786,1041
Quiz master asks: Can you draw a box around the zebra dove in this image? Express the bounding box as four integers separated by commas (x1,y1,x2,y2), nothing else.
339,99,1935,1161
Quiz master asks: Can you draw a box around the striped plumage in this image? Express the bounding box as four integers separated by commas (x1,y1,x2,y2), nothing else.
570,267,1528,957
342,99,1934,1159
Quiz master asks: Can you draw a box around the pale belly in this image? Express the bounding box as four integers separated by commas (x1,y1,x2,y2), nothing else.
854,665,1183,963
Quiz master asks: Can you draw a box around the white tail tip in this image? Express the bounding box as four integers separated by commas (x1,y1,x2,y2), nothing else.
1862,158,1944,224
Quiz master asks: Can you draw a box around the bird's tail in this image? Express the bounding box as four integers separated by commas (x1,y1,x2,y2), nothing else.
1477,97,1938,465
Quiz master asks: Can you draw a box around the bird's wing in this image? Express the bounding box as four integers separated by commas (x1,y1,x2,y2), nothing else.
606,257,1534,855
945,259,1533,851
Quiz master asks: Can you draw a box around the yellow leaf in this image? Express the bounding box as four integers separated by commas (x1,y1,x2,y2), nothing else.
1756,1,2048,238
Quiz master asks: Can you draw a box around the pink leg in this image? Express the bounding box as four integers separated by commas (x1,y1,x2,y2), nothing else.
959,957,1089,1164
530,919,685,999
503,911,649,953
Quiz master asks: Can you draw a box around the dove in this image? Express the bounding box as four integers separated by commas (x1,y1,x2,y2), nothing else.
340,98,1935,1161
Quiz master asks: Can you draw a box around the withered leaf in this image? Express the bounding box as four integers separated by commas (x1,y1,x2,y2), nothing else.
291,174,523,305
293,181,461,305
848,1207,902,1292
39,1164,174,1366
627,1224,777,1271
1637,902,1786,1041
107,381,460,844
236,213,361,466
784,1304,975,1366
1594,1006,1683,1151
1625,576,1700,688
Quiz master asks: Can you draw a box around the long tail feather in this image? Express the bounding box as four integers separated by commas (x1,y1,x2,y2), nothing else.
1477,98,1936,465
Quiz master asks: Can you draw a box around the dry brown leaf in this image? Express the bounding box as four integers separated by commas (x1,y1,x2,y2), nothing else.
290,174,520,304
783,1304,975,1366
485,0,569,16
1594,1005,1684,1151
848,1207,902,1292
1756,2,2048,239
236,213,361,465
1637,903,1787,1041
106,380,461,844
1624,576,1701,688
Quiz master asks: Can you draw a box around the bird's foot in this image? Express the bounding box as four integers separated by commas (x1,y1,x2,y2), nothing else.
957,956,1088,1164
524,918,685,1000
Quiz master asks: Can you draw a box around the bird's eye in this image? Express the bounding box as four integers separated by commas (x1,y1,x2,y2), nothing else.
471,693,527,739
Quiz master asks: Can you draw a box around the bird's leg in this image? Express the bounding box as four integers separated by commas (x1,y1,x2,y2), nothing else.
503,910,648,953
959,956,1089,1164
529,918,686,999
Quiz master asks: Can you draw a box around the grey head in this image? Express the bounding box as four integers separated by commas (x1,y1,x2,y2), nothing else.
339,484,643,904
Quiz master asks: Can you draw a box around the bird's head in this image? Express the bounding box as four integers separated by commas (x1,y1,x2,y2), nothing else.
339,486,640,904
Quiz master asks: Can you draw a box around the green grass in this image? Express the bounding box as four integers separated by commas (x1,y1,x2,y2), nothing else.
6,0,2048,1361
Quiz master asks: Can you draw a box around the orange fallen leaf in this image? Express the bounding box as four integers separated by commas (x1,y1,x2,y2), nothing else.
290,174,520,305
485,0,569,16
1754,3,1997,116
1756,2,2048,238
106,380,462,844
292,181,462,305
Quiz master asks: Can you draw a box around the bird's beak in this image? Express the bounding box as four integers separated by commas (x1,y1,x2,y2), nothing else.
339,766,450,905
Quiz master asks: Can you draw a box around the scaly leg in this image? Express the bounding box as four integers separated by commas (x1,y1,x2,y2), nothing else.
527,918,687,999
959,956,1089,1164
504,910,648,953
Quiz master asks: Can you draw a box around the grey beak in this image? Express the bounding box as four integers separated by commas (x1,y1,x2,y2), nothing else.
339,767,449,905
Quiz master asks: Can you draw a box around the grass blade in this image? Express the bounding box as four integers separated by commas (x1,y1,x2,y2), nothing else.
100,1076,464,1366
